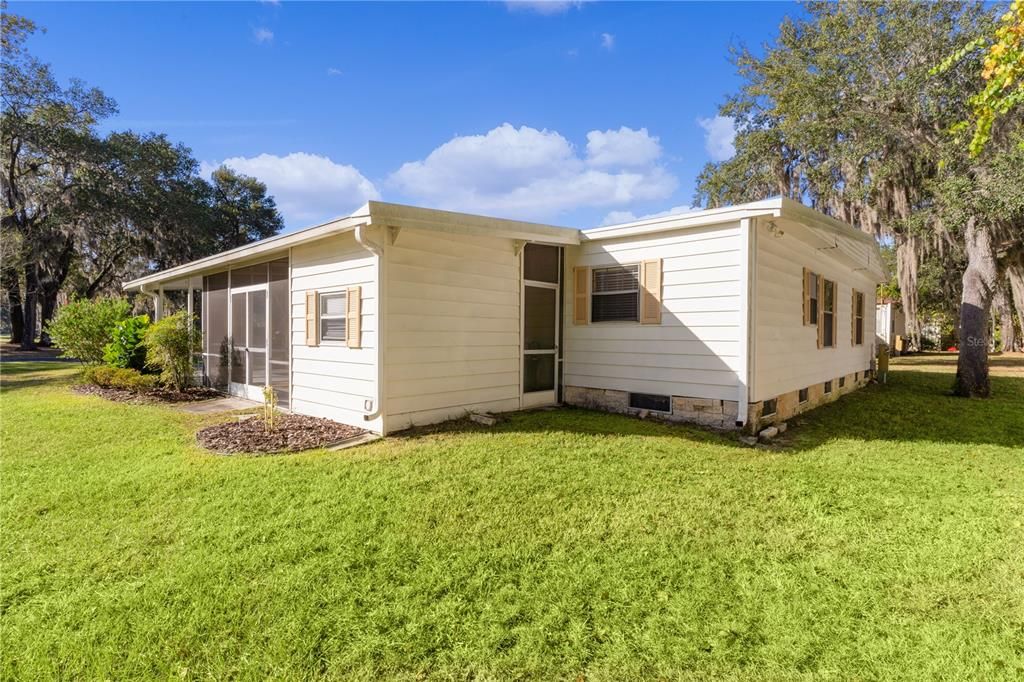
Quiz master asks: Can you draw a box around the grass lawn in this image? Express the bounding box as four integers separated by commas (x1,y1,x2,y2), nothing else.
2,358,1022,680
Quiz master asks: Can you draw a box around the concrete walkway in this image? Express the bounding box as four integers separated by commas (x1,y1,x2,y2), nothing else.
177,397,261,414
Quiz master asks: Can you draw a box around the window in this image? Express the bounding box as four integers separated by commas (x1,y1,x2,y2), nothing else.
592,265,639,322
804,270,820,325
762,398,778,417
820,279,836,347
798,387,808,403
629,392,671,413
853,290,865,345
839,376,846,388
320,292,347,341
824,380,832,394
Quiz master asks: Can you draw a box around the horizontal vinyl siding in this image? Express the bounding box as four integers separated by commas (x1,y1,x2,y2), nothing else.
290,232,381,432
752,221,879,401
384,229,521,432
563,221,743,402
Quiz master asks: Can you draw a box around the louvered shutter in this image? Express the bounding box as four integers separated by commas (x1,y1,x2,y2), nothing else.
817,276,824,349
305,290,319,347
802,268,810,325
640,259,662,324
573,266,589,325
346,285,362,348
851,289,857,346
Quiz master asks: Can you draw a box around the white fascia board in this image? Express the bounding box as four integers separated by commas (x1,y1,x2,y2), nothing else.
581,198,784,242
365,201,580,245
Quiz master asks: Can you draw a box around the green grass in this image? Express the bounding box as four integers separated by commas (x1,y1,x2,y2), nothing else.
2,360,1023,680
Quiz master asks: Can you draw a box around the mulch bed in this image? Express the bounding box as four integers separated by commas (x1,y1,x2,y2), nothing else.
196,413,367,454
73,384,221,405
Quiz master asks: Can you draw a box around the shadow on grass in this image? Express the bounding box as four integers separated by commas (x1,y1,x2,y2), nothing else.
0,361,80,392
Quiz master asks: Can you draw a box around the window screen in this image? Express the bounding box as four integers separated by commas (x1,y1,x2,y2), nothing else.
592,265,639,322
799,387,808,403
807,272,820,325
523,243,559,283
822,279,835,347
629,393,671,412
762,398,777,416
320,292,346,341
839,376,846,388
824,380,832,394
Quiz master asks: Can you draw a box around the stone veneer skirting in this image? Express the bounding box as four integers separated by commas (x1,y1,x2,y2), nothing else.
563,370,871,433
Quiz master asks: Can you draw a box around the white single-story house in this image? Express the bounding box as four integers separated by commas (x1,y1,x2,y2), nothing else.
124,197,886,434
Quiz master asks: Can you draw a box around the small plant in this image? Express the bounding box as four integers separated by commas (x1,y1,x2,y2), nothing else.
82,365,159,392
103,315,150,370
144,312,201,392
262,385,278,433
45,298,132,364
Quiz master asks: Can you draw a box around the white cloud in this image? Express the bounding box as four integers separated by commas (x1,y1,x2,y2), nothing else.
202,152,380,227
601,32,615,50
506,1,584,15
389,123,677,221
327,67,343,77
586,127,661,167
698,115,736,162
600,204,699,226
253,27,274,44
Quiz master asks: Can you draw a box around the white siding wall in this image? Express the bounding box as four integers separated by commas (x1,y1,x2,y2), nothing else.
563,222,744,402
753,222,878,401
290,232,382,432
383,229,522,432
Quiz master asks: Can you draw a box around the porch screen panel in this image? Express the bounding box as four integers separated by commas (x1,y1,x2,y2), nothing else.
269,258,289,403
202,271,229,389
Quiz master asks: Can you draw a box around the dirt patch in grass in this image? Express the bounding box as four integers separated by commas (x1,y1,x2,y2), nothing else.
73,384,221,405
196,413,367,454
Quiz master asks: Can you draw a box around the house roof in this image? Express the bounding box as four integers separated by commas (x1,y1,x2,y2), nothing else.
123,196,885,291
584,197,887,281
122,201,580,291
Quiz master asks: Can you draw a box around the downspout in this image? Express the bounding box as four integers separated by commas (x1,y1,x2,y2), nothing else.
354,223,385,425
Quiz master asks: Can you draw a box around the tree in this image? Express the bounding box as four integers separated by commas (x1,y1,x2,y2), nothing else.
694,1,1024,397
1,8,115,348
207,166,283,252
1,8,284,345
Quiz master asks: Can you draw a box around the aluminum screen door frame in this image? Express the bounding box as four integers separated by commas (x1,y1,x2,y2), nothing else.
521,244,562,409
228,282,270,402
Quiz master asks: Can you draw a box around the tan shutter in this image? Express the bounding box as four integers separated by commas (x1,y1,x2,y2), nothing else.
851,289,857,346
816,277,824,349
640,259,662,324
573,266,589,325
346,286,362,348
305,290,319,347
802,268,810,325
831,286,837,348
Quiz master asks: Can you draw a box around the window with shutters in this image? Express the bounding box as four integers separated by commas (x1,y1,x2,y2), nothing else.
319,292,347,342
821,279,836,347
853,290,864,345
591,264,640,322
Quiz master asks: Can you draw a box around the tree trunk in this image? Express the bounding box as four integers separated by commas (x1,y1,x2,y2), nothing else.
20,263,39,351
1008,257,1024,351
993,280,1016,352
895,234,921,350
953,218,999,397
2,265,24,344
39,289,58,346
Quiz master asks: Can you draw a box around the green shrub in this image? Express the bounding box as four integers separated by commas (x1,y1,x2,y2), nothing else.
46,298,132,364
82,365,159,392
103,315,150,370
144,312,200,391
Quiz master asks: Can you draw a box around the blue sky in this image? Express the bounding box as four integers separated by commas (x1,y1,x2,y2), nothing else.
16,1,802,231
